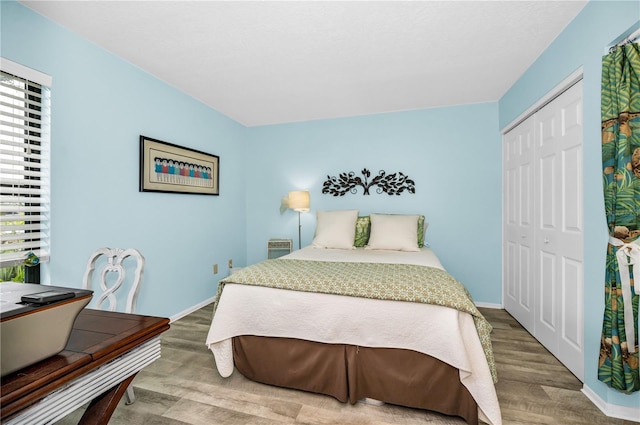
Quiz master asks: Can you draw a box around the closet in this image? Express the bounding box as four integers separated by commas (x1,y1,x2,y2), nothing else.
503,78,584,381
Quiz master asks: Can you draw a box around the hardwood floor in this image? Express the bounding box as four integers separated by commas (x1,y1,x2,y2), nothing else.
55,305,637,425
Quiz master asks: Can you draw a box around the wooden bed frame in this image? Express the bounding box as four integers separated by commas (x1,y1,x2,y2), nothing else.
232,335,479,425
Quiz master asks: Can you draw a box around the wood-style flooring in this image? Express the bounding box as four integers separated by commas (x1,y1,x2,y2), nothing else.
55,305,637,425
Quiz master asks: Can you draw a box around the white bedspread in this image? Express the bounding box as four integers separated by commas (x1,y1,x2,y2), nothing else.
206,247,502,425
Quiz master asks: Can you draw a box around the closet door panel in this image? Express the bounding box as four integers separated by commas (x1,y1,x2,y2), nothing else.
535,80,584,380
503,116,535,331
561,257,583,351
538,250,559,352
534,102,562,353
563,145,583,233
539,154,557,230
518,244,532,309
555,82,584,380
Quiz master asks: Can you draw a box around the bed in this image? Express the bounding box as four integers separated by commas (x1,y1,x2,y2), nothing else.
206,211,502,425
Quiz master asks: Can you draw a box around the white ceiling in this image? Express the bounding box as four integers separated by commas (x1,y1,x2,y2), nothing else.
20,0,587,127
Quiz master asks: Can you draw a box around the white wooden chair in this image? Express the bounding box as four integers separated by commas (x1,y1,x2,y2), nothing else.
82,247,145,405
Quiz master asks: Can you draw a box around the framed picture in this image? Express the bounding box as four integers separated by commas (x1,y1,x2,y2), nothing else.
139,135,219,195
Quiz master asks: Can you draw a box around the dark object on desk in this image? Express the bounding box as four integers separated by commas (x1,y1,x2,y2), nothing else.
20,290,75,305
0,282,93,377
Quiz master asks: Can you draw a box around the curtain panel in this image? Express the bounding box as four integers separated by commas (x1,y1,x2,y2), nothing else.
600,41,640,393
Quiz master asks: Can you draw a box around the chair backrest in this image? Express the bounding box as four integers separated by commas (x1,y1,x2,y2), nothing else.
81,248,144,313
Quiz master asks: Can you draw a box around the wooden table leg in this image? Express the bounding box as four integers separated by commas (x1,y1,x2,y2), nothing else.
78,374,137,425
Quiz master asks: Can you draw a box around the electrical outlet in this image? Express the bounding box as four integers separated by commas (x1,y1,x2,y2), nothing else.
228,259,233,268
213,264,218,274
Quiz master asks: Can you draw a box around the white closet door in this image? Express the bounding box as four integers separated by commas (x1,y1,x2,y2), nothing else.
503,79,584,381
534,80,584,380
503,115,535,331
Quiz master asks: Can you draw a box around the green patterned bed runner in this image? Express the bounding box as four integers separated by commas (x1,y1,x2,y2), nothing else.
216,259,497,382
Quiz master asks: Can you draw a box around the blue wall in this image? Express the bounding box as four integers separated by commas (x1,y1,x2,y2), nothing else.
1,1,248,319
3,0,640,414
499,0,640,411
245,104,502,304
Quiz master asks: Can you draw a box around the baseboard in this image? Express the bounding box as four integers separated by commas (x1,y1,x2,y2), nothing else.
582,385,640,422
169,296,216,323
475,301,503,309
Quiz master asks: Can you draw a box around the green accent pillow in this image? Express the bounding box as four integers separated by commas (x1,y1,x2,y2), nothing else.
354,216,371,247
354,215,426,248
417,215,426,248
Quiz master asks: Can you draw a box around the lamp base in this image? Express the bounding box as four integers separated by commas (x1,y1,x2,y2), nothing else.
297,211,302,250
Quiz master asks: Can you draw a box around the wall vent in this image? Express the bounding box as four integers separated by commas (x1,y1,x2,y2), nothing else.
267,239,292,259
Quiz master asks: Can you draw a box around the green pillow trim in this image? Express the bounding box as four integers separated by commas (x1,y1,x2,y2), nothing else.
354,215,426,248
354,216,371,247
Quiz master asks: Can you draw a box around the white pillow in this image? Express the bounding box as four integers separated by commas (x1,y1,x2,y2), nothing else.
366,214,420,251
312,210,358,249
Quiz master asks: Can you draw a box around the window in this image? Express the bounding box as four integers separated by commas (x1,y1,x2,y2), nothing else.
0,59,51,282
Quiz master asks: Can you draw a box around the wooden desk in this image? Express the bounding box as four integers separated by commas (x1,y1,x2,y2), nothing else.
0,309,170,425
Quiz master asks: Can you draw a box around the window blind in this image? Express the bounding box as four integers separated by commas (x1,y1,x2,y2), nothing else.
0,68,51,267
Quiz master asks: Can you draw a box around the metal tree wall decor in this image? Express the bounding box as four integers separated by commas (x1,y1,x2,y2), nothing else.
322,168,415,196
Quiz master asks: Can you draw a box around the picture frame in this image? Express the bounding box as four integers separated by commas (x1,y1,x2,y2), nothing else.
139,135,219,195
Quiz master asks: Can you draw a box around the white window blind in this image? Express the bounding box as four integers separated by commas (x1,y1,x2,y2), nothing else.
0,63,51,268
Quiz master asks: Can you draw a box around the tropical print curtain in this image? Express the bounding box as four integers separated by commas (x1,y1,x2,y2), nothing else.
600,41,640,393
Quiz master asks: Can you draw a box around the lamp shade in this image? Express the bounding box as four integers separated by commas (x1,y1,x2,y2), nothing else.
288,190,310,212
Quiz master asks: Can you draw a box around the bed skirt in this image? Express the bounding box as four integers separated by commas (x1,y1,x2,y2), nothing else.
232,335,478,425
